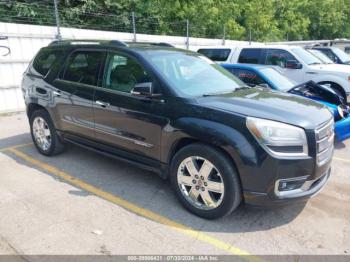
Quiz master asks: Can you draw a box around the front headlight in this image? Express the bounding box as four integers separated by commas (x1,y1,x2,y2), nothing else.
246,117,308,158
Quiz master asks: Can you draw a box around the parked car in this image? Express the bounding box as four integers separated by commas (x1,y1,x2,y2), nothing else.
197,45,350,102
312,47,350,65
22,40,334,219
221,63,350,142
307,49,335,64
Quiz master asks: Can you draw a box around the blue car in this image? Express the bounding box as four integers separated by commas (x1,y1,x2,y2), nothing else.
222,63,350,142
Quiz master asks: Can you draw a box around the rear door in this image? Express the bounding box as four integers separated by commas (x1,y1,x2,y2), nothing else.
237,48,265,64
51,49,105,139
93,51,166,161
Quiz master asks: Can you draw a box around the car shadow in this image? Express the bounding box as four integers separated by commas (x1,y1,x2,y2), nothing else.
334,141,346,149
1,133,306,234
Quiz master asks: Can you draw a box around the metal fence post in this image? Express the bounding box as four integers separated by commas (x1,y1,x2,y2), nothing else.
249,28,252,45
132,11,136,42
53,0,62,40
222,24,226,46
186,19,189,50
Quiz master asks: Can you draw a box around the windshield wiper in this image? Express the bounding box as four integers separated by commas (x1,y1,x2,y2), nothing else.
235,86,251,91
308,62,321,65
202,91,234,97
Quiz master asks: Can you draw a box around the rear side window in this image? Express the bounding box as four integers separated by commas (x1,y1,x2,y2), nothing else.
238,49,262,64
318,49,337,62
31,49,62,76
62,51,104,86
197,49,231,61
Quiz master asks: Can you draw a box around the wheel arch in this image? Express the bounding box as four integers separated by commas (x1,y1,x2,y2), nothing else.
168,137,242,182
26,103,47,118
162,118,257,190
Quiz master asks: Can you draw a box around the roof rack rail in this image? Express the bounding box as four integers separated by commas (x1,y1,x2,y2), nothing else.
127,41,175,48
150,42,175,47
109,40,128,47
49,39,129,47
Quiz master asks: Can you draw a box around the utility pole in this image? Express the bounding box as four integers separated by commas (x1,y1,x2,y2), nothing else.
222,24,226,46
186,19,189,50
53,0,62,40
132,11,136,42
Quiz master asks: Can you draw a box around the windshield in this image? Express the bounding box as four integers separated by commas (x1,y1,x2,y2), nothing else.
308,50,334,64
259,67,295,91
145,52,245,97
292,47,322,65
332,47,350,63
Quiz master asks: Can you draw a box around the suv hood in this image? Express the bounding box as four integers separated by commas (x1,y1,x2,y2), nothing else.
199,88,332,130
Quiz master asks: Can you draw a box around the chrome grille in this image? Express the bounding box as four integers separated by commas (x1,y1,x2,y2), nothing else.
315,119,334,165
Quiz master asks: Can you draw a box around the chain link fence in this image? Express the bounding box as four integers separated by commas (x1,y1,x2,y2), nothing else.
0,0,248,48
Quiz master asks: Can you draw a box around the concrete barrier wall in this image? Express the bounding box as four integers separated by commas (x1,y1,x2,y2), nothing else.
0,22,253,113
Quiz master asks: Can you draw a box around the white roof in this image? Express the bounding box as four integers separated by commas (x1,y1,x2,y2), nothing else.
196,44,302,50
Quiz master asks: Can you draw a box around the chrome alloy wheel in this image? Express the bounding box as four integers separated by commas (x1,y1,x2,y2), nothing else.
32,117,51,151
177,156,225,210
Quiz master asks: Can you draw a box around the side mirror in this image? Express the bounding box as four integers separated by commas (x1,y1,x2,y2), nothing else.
285,60,302,69
131,82,161,98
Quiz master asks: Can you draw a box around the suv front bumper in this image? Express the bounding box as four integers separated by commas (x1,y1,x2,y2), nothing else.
244,167,331,207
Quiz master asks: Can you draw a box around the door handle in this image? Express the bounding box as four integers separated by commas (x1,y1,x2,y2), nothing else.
52,90,61,97
95,100,110,108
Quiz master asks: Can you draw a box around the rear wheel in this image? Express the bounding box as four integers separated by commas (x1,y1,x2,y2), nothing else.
30,110,65,156
170,143,242,219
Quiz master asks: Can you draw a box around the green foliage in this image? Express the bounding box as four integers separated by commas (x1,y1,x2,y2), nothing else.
1,0,350,41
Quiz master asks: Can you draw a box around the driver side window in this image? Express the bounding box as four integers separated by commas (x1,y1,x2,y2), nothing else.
103,53,152,93
265,49,296,68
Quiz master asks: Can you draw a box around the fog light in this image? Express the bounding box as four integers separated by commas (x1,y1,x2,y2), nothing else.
278,180,305,192
277,177,308,192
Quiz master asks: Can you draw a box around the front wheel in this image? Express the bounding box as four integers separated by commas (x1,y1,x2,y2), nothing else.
170,143,242,219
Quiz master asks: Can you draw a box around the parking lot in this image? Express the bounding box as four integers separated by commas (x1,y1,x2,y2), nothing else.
0,112,349,256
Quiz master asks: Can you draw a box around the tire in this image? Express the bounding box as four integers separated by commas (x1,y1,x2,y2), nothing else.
30,109,65,156
170,143,242,219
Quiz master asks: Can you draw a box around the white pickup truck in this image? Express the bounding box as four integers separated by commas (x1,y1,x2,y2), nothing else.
197,45,350,101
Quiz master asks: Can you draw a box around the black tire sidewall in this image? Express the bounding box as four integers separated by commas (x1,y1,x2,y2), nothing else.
30,110,60,156
170,143,242,219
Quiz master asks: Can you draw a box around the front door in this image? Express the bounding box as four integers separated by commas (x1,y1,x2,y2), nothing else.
93,51,167,161
265,49,305,83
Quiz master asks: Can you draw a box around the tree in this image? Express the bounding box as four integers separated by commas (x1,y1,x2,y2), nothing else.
1,0,350,41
